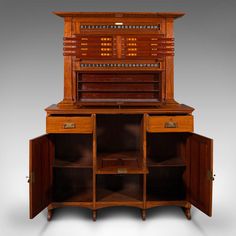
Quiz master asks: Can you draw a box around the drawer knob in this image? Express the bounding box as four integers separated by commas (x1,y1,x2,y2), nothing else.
64,122,76,129
165,121,177,128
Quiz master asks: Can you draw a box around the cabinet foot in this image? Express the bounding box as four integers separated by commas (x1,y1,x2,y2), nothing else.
92,210,97,222
182,207,191,220
47,209,53,221
141,209,146,221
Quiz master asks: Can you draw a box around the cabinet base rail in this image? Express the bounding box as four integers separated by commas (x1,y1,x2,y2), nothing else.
47,201,191,221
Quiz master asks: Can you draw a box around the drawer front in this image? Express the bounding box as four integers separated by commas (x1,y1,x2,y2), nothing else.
147,115,193,132
46,116,93,133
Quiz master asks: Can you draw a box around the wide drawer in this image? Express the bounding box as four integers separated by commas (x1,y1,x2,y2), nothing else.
46,116,93,133
147,115,193,132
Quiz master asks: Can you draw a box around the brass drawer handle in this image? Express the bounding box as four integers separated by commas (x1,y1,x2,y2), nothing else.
117,168,127,174
64,122,76,129
165,121,177,128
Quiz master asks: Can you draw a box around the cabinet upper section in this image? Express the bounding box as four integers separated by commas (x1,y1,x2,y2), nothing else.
55,12,184,70
55,12,184,67
54,12,187,108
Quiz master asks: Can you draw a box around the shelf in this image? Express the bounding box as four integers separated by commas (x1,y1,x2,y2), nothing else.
147,187,186,201
78,90,159,93
148,156,186,167
97,151,147,174
53,188,93,202
53,168,93,203
96,187,143,202
78,81,160,84
96,174,143,202
147,167,186,201
53,157,92,168
78,98,159,102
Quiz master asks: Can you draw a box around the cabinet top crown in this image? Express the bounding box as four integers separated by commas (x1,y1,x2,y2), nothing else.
53,12,185,19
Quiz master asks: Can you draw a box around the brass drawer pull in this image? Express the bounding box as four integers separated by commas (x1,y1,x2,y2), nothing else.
117,168,127,174
165,121,177,128
64,123,76,129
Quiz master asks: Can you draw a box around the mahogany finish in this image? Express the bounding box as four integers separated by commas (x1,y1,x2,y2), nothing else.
29,12,213,221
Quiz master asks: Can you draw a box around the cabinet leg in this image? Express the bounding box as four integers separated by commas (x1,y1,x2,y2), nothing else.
47,208,53,221
92,210,97,222
141,209,146,221
182,207,191,220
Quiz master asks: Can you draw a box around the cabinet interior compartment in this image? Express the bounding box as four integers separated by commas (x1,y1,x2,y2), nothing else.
96,174,143,202
146,133,188,201
76,72,161,104
147,167,186,201
96,114,143,172
147,133,188,167
53,134,93,168
53,168,93,202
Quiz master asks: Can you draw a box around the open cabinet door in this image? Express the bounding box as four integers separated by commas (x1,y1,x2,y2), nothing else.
188,133,213,216
29,135,52,219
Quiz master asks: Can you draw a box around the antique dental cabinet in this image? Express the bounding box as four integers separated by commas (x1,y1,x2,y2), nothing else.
28,12,214,221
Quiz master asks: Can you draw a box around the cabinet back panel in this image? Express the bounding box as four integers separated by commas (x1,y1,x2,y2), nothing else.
97,115,142,152
147,133,188,163
53,169,93,202
54,134,92,163
96,174,143,202
147,167,186,201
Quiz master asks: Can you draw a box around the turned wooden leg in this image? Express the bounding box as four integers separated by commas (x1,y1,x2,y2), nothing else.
141,209,146,221
182,207,191,220
92,210,97,222
47,208,53,221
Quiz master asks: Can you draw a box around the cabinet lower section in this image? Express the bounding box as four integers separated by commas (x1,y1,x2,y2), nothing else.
29,114,213,220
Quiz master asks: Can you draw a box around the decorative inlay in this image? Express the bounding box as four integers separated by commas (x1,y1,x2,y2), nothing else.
80,24,160,30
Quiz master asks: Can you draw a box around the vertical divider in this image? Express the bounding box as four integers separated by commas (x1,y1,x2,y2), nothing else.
116,35,122,59
143,114,148,210
92,114,97,210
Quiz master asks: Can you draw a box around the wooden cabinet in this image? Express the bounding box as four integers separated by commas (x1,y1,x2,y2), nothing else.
29,12,213,221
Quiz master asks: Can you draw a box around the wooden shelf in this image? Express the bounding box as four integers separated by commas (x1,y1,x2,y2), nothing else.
78,81,160,84
147,187,186,201
78,98,159,102
53,157,92,168
148,156,186,167
96,174,143,203
97,151,147,174
97,188,142,202
53,188,93,202
78,90,159,93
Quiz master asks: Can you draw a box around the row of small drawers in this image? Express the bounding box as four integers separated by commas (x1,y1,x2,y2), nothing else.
46,115,193,133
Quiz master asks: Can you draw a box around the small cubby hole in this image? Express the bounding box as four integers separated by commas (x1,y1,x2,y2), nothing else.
52,134,93,202
147,133,189,201
96,114,143,170
53,134,93,167
53,168,93,202
96,174,143,202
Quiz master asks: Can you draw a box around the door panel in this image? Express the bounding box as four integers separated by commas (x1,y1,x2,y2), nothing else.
188,133,213,216
29,134,52,219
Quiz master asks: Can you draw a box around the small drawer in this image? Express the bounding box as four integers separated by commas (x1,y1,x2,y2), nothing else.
46,116,93,133
147,115,193,133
